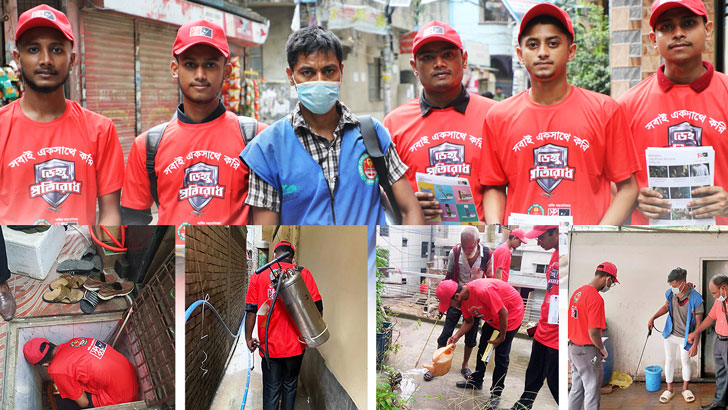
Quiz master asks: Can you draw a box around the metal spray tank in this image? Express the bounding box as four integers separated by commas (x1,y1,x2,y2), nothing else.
273,266,330,348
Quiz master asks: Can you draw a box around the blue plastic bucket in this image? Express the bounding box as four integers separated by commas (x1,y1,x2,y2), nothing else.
644,365,663,392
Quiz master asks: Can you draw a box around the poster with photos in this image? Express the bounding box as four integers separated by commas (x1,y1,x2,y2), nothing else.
646,146,715,225
415,173,479,225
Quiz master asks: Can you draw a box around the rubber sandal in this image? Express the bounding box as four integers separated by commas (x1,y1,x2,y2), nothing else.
80,290,100,314
659,390,674,403
56,259,94,274
682,389,695,403
42,286,83,304
91,255,102,273
461,368,473,379
423,370,434,381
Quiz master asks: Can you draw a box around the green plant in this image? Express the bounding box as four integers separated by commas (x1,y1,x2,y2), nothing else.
376,247,391,332
377,365,410,410
559,1,611,95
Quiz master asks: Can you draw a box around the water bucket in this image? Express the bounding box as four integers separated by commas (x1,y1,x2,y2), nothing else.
644,365,663,392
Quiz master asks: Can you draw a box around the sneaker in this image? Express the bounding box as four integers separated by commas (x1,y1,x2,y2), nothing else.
485,395,501,410
98,281,134,300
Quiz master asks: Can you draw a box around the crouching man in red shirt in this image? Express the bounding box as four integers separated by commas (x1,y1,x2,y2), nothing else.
24,337,139,409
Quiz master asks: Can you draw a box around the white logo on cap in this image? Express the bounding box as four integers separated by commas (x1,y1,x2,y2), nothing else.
423,26,445,36
189,26,213,39
31,10,56,21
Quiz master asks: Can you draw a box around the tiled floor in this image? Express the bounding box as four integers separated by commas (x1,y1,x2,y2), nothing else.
600,381,720,409
0,227,129,402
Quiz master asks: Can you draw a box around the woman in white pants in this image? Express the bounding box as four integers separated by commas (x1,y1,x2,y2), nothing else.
648,267,704,404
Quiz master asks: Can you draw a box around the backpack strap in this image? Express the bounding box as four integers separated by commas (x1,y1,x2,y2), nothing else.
445,244,461,282
145,122,170,206
238,115,258,144
358,115,402,225
480,246,491,272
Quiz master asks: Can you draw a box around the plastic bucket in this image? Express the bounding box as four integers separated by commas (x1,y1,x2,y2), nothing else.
644,365,663,392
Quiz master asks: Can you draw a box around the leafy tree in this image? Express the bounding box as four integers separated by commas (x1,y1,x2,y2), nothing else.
559,1,611,95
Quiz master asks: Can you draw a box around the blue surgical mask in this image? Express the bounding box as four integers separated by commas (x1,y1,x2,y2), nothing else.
294,79,340,114
719,290,726,302
671,286,681,295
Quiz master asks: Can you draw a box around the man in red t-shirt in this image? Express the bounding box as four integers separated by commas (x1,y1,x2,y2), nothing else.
23,337,139,409
512,225,559,409
568,262,619,410
491,228,527,282
437,278,524,408
0,5,123,225
480,3,639,225
121,20,266,235
244,241,323,410
383,21,495,222
617,0,728,225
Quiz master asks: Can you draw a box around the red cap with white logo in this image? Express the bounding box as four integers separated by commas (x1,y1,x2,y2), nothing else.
649,0,708,30
173,20,230,58
16,4,74,45
412,21,463,57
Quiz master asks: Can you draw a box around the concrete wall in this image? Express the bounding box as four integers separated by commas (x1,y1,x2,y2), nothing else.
449,0,512,56
568,230,728,378
610,0,717,99
294,225,368,410
185,226,247,410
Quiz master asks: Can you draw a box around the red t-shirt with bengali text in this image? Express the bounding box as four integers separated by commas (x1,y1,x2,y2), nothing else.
122,112,266,239
461,278,524,331
384,93,495,221
245,261,322,358
535,249,559,350
568,284,606,345
617,64,728,225
480,85,640,224
0,100,123,224
48,337,139,407
491,242,512,282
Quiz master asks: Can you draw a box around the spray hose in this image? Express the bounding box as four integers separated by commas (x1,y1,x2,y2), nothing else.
185,300,254,410
89,225,128,252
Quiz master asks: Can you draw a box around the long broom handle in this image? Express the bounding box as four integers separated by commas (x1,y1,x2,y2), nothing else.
415,314,441,368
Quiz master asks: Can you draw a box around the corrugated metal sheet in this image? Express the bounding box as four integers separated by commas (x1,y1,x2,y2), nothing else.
82,11,136,158
138,21,179,133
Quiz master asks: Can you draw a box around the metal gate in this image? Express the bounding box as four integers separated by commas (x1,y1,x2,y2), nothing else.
81,11,136,158
137,21,179,134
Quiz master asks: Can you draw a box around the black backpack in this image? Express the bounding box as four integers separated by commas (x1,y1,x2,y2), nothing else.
145,116,257,205
358,115,402,225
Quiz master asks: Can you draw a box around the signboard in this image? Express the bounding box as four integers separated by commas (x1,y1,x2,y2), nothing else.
399,31,416,54
328,3,388,35
463,40,489,67
103,0,269,46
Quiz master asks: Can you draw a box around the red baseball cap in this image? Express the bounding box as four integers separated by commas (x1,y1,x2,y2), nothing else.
16,5,74,45
518,3,575,41
173,20,229,58
436,279,459,313
23,337,51,365
525,225,557,239
510,228,528,244
412,21,463,57
597,261,619,283
649,0,708,30
274,240,295,254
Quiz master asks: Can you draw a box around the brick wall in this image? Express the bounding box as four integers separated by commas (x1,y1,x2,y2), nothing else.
610,0,716,99
185,226,247,410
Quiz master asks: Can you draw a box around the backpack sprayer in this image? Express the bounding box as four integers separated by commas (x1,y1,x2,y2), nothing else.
255,251,330,367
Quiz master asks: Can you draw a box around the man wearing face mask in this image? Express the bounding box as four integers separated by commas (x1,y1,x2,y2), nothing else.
688,274,728,410
568,262,619,410
425,226,490,382
646,267,703,404
240,26,424,272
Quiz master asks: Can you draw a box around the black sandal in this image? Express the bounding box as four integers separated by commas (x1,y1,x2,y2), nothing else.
461,368,473,379
424,370,434,381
